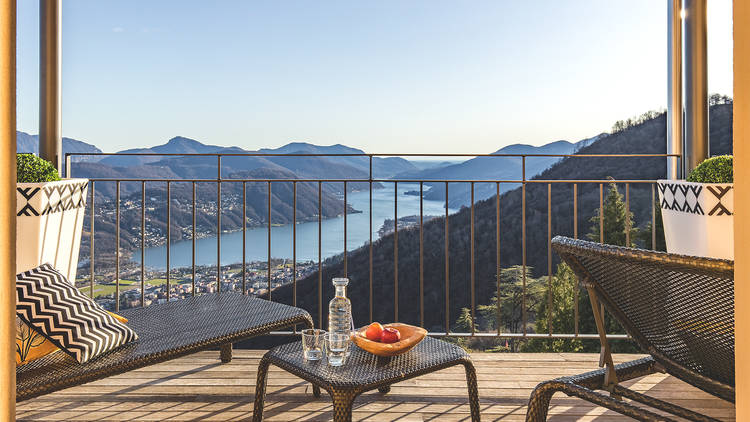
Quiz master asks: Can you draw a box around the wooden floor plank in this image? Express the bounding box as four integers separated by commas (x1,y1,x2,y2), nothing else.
17,350,735,421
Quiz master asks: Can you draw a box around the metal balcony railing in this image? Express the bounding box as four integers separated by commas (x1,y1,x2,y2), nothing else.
65,151,680,341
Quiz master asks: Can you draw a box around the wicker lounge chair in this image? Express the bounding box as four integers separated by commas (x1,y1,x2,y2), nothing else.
16,293,313,401
526,236,734,421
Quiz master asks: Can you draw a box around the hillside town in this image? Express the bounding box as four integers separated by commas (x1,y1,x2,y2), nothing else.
75,259,320,311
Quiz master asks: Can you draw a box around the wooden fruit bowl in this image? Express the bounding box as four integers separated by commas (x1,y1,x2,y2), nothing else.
353,323,427,357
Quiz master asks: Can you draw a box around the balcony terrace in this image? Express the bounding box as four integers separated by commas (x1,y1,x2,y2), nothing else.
8,150,735,421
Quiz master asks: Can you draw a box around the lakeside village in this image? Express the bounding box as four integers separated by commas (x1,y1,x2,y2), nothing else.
75,259,320,311
77,194,431,311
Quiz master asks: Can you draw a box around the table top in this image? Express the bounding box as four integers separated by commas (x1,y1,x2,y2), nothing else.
264,336,470,391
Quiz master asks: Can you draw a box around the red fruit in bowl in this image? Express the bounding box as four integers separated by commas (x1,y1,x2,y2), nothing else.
365,322,384,341
380,327,401,344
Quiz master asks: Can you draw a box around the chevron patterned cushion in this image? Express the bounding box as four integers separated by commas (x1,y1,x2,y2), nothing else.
15,264,138,364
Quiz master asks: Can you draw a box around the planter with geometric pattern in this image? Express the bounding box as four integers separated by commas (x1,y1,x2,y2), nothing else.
657,179,733,260
16,178,89,281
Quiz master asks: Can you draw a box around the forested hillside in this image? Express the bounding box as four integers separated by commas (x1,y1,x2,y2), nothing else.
267,104,733,337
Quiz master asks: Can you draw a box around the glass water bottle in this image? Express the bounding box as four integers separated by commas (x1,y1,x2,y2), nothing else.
327,278,352,366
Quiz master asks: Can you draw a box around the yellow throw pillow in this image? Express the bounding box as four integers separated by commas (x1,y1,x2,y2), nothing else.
109,311,128,324
16,311,128,366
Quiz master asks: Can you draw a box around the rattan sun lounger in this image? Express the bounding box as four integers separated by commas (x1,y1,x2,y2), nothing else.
526,236,734,421
16,293,313,401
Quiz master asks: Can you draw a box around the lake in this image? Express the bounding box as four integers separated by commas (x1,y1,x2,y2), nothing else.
136,183,456,270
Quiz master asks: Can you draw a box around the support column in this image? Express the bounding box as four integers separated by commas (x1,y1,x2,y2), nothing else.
667,0,682,179
682,0,709,175
733,2,749,419
39,0,61,173
0,0,16,418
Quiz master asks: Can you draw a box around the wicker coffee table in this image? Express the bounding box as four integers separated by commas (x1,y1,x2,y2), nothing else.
252,336,480,422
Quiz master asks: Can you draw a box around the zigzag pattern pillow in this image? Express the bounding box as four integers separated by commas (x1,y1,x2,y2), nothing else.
16,264,138,364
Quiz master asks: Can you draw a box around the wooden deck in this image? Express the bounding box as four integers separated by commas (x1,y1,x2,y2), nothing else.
17,350,734,421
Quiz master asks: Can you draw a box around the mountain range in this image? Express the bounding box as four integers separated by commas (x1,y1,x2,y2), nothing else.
398,135,605,207
17,122,666,267
16,131,102,166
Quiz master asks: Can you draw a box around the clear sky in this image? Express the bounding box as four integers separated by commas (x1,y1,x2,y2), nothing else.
16,0,733,153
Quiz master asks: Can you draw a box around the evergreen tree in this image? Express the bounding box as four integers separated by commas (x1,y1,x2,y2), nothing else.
525,178,641,353
586,180,638,247
638,199,667,251
451,266,545,352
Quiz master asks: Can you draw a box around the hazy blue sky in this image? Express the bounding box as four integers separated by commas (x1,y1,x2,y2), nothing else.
16,1,733,153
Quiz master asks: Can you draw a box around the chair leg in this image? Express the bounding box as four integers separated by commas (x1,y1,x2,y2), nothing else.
313,384,321,398
463,361,481,422
252,357,271,422
220,343,232,363
525,380,559,422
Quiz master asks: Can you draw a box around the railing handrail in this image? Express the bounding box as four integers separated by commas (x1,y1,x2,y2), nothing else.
66,151,680,158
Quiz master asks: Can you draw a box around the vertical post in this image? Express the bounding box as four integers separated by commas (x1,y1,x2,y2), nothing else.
470,182,475,335
216,157,221,293
733,2,750,416
267,181,271,299
369,157,373,324
419,181,424,328
444,182,450,334
0,0,16,413
393,181,398,323
39,0,61,173
115,181,120,310
683,0,709,175
89,182,94,297
292,182,296,306
667,0,683,179
141,182,145,305
243,181,247,295
165,182,170,302
343,181,347,277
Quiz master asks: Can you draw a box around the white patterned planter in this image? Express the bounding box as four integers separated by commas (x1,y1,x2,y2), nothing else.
657,179,733,260
16,179,89,281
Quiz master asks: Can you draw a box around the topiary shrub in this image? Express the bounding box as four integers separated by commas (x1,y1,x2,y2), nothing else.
17,154,60,183
686,155,733,183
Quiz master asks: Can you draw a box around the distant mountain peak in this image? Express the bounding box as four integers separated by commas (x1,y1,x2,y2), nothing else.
166,136,202,146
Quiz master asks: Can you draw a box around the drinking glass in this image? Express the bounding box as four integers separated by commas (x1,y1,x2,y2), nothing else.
301,329,325,361
325,332,350,366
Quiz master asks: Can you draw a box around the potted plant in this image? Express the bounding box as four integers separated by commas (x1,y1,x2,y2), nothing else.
657,155,733,259
16,154,89,281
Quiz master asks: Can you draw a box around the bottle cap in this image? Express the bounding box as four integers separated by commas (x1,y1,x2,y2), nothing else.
332,277,349,286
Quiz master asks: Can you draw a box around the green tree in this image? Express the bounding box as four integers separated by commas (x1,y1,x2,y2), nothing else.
638,199,666,251
587,180,638,247
523,262,639,353
525,179,641,353
452,266,546,352
522,263,584,352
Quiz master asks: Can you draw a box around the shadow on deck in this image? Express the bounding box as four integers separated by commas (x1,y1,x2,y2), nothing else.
16,350,735,421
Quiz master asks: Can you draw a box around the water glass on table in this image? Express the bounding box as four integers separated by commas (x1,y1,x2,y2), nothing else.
301,329,325,361
325,332,350,367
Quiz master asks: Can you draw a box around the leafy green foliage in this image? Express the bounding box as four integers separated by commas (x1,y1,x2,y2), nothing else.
586,180,637,247
265,104,733,351
638,199,667,252
611,109,665,134
16,154,60,183
523,181,641,353
452,266,546,352
686,155,733,183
